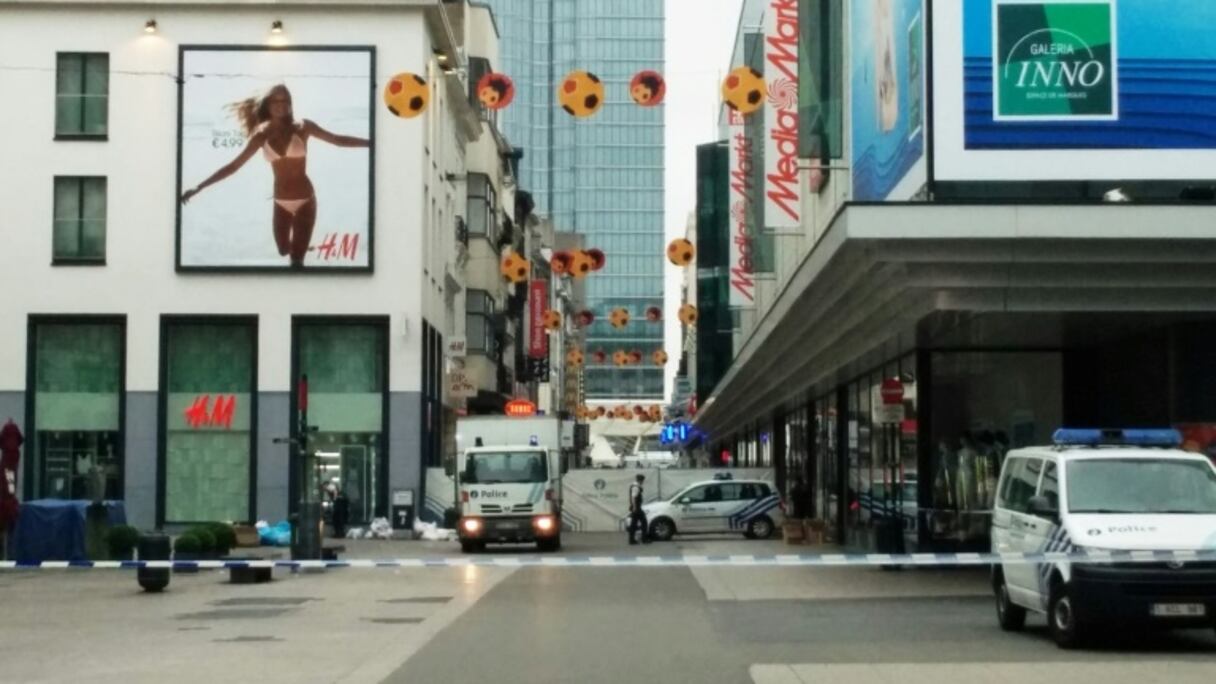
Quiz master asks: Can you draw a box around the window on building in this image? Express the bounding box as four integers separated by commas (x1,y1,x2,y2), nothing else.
466,290,495,354
55,53,108,138
53,177,106,263
162,320,255,524
29,319,124,501
799,0,844,159
295,320,387,525
467,173,497,242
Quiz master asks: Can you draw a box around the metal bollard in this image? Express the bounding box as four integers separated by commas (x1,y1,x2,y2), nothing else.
137,533,171,592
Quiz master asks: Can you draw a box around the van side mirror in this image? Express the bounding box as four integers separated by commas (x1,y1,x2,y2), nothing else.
561,455,569,475
1027,495,1058,520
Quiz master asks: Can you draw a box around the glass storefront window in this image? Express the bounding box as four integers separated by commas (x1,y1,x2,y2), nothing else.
163,321,254,523
30,320,123,500
928,352,1062,549
297,322,386,525
813,394,839,540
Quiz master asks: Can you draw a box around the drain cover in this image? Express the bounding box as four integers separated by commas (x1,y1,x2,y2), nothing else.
176,608,289,621
211,597,316,607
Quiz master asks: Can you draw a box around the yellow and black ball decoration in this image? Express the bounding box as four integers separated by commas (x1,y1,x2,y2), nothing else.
500,250,530,284
648,405,664,423
569,250,594,279
667,238,696,267
609,308,630,329
652,350,668,366
722,66,766,116
566,348,584,367
612,350,629,367
558,70,605,118
678,303,699,326
543,309,562,332
384,72,430,118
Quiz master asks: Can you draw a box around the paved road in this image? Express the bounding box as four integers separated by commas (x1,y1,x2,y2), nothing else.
1,534,1212,683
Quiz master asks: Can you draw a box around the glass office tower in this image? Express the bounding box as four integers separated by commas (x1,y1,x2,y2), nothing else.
488,0,666,400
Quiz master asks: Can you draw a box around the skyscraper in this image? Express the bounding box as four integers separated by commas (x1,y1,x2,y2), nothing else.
487,0,666,400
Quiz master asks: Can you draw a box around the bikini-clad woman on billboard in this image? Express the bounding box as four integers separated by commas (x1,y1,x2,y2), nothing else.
180,84,369,268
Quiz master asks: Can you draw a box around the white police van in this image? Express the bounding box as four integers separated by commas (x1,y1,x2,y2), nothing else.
643,475,783,541
991,429,1216,648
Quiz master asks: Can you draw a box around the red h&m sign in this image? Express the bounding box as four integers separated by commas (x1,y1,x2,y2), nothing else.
529,279,549,359
184,394,236,430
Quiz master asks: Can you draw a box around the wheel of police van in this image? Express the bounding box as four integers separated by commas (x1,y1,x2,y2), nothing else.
460,540,484,554
1048,581,1087,649
537,536,562,552
746,516,774,540
649,518,675,542
994,573,1027,632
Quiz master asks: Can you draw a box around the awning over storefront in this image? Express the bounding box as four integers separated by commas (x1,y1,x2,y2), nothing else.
694,203,1216,439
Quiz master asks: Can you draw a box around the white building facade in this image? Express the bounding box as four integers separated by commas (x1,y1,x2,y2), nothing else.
0,0,497,529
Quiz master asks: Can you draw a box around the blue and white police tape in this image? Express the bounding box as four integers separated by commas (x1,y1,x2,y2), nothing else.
2,549,1215,570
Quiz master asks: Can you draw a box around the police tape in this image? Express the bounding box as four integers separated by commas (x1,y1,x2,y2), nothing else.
2,549,1216,570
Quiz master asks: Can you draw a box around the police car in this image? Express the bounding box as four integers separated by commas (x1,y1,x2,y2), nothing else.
643,475,783,541
991,429,1216,648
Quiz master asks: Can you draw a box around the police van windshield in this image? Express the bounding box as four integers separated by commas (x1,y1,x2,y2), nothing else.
462,450,548,485
1067,458,1216,514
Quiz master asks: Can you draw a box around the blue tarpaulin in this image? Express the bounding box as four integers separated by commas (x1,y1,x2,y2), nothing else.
11,500,127,563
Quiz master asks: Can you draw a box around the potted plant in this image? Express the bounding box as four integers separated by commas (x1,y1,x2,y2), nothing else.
188,528,217,560
173,533,202,573
205,522,237,557
104,525,140,561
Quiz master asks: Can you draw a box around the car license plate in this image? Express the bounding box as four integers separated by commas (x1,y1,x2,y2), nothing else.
496,522,519,531
1150,603,1206,618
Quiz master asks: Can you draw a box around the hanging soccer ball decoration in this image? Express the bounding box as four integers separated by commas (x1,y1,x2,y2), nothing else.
558,70,605,118
569,250,594,279
652,350,668,366
667,238,695,266
576,310,596,327
585,248,607,271
591,349,607,364
612,350,629,367
645,306,662,322
550,250,573,275
566,348,584,367
630,70,666,107
384,72,430,118
501,251,530,283
678,303,699,326
609,308,631,329
628,350,643,365
476,72,515,111
721,66,766,116
543,309,562,332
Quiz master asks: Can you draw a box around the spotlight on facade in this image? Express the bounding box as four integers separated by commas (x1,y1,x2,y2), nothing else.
1103,188,1131,203
144,19,158,34
270,20,284,34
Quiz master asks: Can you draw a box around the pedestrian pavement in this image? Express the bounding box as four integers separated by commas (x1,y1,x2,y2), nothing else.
751,663,1216,684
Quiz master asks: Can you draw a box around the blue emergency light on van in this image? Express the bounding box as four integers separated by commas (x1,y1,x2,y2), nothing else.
529,435,539,446
1052,428,1182,448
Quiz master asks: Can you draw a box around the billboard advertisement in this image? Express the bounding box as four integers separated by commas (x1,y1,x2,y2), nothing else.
933,0,1216,181
727,111,757,308
764,0,801,229
177,47,374,270
851,0,926,201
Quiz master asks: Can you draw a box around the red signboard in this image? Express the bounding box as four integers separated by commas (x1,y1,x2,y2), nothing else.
880,378,905,406
505,399,537,417
184,394,236,429
529,280,549,359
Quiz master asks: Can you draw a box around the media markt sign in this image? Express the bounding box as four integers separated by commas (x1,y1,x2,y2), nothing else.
994,0,1117,121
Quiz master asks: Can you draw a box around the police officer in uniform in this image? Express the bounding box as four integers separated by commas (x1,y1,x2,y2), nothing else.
627,474,649,544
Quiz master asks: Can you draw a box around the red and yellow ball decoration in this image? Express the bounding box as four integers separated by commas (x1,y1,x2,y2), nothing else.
667,238,695,267
609,308,631,329
678,303,698,326
575,310,596,327
630,70,666,107
501,250,529,284
476,72,515,110
652,350,668,366
543,309,562,332
721,65,766,116
645,306,662,322
566,348,584,367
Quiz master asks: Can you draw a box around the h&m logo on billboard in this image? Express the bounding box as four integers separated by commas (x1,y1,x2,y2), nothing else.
994,0,1117,121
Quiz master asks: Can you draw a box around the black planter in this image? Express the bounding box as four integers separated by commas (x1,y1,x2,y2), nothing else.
136,534,171,592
